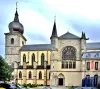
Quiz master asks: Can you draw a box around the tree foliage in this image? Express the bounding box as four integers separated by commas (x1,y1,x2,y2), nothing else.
0,56,14,82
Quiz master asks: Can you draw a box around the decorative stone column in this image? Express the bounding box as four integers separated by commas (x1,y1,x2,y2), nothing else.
44,61,47,86
33,61,37,84
23,62,27,84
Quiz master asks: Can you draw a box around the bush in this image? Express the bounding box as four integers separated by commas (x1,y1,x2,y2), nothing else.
23,84,27,87
22,83,44,88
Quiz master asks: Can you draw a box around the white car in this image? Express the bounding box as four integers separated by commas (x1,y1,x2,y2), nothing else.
74,87,98,89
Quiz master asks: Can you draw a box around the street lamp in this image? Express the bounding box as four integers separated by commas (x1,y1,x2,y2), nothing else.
44,60,47,86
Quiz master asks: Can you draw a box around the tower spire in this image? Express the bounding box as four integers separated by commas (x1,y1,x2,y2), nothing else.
50,16,58,39
14,2,19,22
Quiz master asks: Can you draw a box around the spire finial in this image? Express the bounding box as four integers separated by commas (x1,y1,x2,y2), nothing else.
14,1,19,22
54,15,56,22
16,2,17,10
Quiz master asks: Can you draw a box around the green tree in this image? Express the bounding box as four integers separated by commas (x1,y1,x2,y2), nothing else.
0,56,14,82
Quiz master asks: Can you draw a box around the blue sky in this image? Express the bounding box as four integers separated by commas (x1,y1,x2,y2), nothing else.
0,0,100,57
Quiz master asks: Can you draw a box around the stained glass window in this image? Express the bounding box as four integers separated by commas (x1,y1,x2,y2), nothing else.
19,71,22,78
41,53,44,66
62,61,64,68
66,62,68,68
23,54,26,62
39,71,42,79
62,46,76,60
29,71,32,79
69,62,72,68
32,53,35,65
73,61,76,68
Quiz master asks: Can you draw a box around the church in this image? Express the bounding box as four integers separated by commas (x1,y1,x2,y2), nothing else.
4,8,100,87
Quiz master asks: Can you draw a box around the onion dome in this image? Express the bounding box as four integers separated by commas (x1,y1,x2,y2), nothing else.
8,9,24,34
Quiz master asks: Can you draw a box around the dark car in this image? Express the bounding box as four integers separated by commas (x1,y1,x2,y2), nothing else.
0,83,17,89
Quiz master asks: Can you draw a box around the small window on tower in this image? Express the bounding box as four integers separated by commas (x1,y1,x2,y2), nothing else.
11,38,14,44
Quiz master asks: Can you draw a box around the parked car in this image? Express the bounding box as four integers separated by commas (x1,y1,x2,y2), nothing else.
0,83,17,89
16,85,27,89
42,86,52,89
74,87,98,89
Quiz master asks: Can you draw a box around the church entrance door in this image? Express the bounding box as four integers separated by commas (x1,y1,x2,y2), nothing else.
58,78,63,85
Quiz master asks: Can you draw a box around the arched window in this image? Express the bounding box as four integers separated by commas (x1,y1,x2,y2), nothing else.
39,71,42,79
29,71,32,79
41,53,44,66
11,38,14,44
23,54,26,62
66,62,68,68
32,53,35,65
62,46,76,60
73,61,76,68
62,61,64,68
19,71,22,78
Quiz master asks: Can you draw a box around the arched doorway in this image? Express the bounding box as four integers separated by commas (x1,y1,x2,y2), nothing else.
58,73,65,86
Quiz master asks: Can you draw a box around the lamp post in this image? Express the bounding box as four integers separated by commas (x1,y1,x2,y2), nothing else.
46,61,47,86
44,60,47,86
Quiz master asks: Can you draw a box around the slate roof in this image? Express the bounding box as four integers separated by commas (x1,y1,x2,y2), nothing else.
59,32,80,39
82,51,100,59
20,42,100,51
20,44,52,51
86,42,100,50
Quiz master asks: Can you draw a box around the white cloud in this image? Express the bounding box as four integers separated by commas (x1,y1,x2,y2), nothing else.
43,0,100,20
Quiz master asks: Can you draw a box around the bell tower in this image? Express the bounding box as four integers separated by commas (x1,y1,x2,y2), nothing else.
4,3,27,66
50,18,59,86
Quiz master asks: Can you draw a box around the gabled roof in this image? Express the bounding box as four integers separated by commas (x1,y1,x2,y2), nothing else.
59,32,80,39
86,42,100,50
20,44,52,51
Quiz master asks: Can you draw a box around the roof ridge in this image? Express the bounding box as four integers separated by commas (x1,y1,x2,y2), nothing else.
59,32,80,39
24,44,51,46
